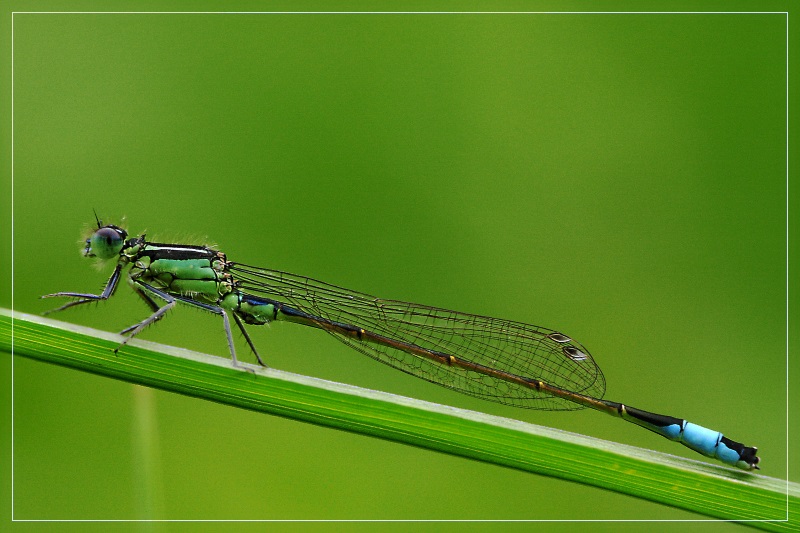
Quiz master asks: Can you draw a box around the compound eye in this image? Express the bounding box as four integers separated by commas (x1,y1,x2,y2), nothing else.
88,226,126,259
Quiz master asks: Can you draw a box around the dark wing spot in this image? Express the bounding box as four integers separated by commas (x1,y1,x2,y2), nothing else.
548,333,572,343
562,346,588,361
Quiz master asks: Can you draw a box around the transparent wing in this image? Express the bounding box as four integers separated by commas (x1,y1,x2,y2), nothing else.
230,263,606,410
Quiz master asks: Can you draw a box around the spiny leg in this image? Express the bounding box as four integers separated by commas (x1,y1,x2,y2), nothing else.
148,287,245,369
41,264,123,314
232,312,267,367
117,281,176,352
132,284,161,313
128,282,174,329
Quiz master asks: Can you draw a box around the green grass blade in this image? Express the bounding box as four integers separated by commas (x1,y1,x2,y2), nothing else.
1,308,796,529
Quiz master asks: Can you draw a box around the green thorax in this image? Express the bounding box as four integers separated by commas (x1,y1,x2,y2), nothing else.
127,242,233,303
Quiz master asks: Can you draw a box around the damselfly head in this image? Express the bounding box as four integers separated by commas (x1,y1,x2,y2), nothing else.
84,224,128,259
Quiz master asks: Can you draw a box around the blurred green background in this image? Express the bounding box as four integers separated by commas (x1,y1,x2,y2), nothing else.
1,3,793,531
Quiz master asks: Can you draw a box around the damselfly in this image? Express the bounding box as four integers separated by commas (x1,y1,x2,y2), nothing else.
43,218,760,470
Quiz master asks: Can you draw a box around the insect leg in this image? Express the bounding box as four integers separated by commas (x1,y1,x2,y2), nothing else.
130,283,244,368
231,312,267,367
116,281,176,351
41,264,123,314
